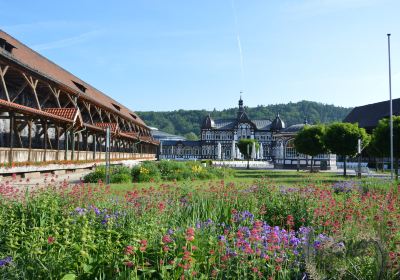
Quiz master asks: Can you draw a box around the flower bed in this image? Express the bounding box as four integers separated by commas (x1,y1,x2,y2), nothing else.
0,178,399,279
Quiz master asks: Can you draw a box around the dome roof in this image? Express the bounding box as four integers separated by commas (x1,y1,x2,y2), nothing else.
202,115,215,129
270,113,285,131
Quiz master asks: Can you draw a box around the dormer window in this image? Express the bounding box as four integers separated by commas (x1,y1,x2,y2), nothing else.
72,81,87,93
0,38,16,53
130,113,137,119
112,103,121,111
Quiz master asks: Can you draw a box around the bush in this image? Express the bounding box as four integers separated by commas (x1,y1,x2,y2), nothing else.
84,165,132,183
131,161,161,182
83,167,106,183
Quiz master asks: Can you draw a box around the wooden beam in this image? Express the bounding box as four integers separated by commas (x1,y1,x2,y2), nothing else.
22,73,41,110
11,80,28,102
0,65,10,101
48,85,61,108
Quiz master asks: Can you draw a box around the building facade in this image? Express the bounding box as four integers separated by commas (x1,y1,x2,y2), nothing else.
273,121,336,169
158,97,285,160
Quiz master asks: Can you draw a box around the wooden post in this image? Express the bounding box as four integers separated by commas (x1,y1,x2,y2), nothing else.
28,120,32,162
85,130,89,161
65,127,69,160
56,126,60,161
9,113,14,164
71,131,75,160
43,122,48,162
93,134,97,160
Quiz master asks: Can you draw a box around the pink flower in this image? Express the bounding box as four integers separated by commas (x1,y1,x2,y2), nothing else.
47,236,55,244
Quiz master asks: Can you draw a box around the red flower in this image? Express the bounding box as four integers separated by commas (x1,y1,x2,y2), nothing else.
125,245,134,255
47,236,55,244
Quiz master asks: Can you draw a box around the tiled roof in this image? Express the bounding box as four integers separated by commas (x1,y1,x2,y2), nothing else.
0,30,147,128
94,122,119,133
214,119,237,130
343,98,400,130
252,119,271,130
0,99,71,123
42,108,78,120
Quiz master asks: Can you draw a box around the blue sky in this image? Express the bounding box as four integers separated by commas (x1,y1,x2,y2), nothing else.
1,0,399,111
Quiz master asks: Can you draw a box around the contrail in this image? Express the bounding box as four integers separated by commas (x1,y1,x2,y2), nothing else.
231,0,245,92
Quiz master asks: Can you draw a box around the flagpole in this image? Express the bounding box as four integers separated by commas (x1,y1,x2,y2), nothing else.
387,34,394,180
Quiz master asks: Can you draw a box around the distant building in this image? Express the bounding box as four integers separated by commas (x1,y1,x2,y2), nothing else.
159,97,284,160
273,120,336,169
343,98,400,132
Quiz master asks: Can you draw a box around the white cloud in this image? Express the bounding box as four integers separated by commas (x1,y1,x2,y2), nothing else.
31,30,104,51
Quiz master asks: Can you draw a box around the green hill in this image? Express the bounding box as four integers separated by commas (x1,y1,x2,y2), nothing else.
137,100,351,138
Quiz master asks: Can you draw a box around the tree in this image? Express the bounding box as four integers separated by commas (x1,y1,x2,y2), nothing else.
293,124,327,172
237,139,259,169
184,132,199,141
324,122,370,176
369,116,400,179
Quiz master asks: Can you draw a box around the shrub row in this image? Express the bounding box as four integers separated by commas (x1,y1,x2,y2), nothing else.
84,160,234,183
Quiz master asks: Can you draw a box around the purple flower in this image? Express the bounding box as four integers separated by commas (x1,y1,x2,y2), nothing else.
75,207,86,215
0,256,12,267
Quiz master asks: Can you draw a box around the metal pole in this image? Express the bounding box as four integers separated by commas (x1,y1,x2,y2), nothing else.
105,127,110,184
357,138,362,178
388,34,394,180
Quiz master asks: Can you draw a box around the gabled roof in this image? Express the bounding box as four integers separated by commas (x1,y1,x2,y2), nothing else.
0,99,71,123
94,122,119,134
0,30,147,128
42,108,83,126
214,119,237,130
343,98,400,130
252,119,271,130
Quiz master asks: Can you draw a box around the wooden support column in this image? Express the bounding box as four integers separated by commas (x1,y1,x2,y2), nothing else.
93,133,97,160
71,131,75,160
28,120,32,162
9,113,14,164
43,121,48,162
85,130,89,161
0,65,10,101
64,126,69,160
56,126,60,161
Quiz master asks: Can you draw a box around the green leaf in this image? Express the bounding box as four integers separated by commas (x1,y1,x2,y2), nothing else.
61,274,77,280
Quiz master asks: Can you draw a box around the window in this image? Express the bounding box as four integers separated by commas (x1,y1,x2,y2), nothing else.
112,103,121,111
130,113,137,119
0,38,15,53
72,81,87,93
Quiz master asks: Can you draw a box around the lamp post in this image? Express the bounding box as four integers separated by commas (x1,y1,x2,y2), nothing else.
387,34,394,180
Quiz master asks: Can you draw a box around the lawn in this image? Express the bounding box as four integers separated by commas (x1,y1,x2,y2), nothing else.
0,169,398,279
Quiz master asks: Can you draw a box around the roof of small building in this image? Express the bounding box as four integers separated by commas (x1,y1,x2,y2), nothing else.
0,30,147,128
281,123,306,133
343,98,400,130
161,140,201,147
152,130,187,141
270,113,285,131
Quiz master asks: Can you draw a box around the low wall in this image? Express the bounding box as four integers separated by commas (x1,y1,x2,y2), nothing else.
0,148,155,175
0,148,155,163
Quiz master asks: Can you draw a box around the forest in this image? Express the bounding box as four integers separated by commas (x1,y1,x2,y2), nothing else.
137,100,352,139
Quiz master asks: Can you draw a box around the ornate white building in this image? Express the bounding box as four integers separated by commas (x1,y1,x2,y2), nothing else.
159,97,285,160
